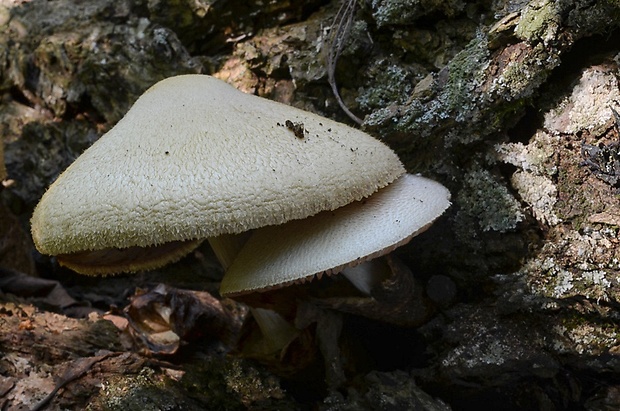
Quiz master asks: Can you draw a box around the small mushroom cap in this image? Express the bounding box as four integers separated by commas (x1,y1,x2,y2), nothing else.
219,174,451,297
31,75,404,262
56,239,204,275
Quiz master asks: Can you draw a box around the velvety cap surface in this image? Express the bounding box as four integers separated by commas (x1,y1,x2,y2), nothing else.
220,174,451,296
31,75,404,255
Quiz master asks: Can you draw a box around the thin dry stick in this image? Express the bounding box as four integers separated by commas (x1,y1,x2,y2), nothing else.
326,0,364,125
31,352,120,411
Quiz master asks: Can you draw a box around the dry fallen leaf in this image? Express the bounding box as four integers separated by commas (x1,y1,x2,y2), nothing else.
124,284,243,355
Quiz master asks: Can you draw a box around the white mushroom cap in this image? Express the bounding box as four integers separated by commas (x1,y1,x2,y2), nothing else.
219,174,451,296
31,75,404,273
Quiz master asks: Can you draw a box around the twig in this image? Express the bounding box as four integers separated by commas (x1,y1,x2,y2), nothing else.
325,0,364,125
31,352,119,411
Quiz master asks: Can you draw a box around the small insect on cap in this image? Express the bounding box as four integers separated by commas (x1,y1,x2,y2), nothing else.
30,75,405,275
219,173,451,296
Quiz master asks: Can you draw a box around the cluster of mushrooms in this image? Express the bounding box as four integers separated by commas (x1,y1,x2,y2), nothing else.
31,75,450,335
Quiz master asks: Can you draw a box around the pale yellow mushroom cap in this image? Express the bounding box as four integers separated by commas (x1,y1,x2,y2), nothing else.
31,75,405,272
220,174,451,296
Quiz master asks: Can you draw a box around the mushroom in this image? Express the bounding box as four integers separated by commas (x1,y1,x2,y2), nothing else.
220,173,451,297
30,75,405,275
222,173,450,387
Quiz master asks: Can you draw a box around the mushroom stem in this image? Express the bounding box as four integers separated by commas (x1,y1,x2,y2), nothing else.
211,234,300,355
207,232,252,270
296,302,346,388
340,258,392,295
209,232,300,354
250,307,299,353
315,255,434,327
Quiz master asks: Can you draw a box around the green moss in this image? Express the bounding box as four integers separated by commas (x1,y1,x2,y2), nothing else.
88,368,198,411
442,35,489,118
363,34,493,149
514,0,559,43
85,355,296,410
178,356,296,410
223,359,289,407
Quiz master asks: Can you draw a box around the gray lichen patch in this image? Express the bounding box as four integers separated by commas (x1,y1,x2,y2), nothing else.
494,130,558,175
496,57,620,307
356,60,417,112
525,227,620,300
523,257,575,300
370,0,466,28
511,171,560,226
544,66,620,136
550,317,620,356
456,50,620,378
456,167,525,234
427,304,558,384
495,131,560,226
